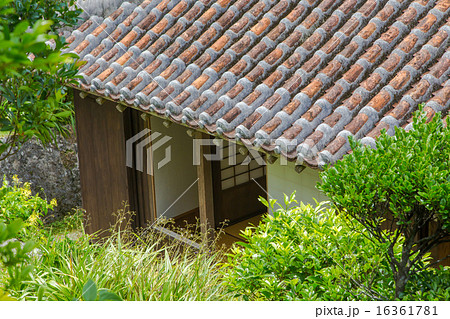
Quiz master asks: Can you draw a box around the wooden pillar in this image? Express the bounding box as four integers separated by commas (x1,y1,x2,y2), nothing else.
196,134,215,238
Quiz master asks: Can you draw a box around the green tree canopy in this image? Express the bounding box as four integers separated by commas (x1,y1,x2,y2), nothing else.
0,0,81,159
318,108,450,298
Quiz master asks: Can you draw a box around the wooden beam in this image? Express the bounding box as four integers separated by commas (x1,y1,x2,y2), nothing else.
196,135,215,239
145,115,158,223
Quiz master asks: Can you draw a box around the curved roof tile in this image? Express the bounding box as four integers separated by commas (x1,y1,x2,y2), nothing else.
66,0,450,168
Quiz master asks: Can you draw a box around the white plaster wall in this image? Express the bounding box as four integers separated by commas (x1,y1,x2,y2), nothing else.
267,161,328,208
150,117,199,219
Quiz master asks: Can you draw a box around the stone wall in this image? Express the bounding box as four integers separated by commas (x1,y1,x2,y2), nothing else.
0,132,81,223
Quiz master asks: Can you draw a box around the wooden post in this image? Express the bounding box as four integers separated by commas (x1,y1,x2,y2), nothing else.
196,134,215,239
147,118,158,224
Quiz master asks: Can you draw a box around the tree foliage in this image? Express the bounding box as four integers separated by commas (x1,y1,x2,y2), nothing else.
318,109,450,298
223,196,400,300
4,0,81,34
0,0,82,160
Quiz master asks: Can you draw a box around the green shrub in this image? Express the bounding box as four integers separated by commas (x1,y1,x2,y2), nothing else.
0,176,56,229
0,0,81,160
222,196,398,300
223,195,449,301
403,266,450,301
5,0,81,34
0,219,35,295
318,109,450,298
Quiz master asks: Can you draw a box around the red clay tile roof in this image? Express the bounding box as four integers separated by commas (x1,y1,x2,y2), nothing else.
66,0,450,168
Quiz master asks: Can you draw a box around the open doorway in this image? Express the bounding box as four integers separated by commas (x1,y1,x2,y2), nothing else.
211,141,268,244
148,117,200,228
144,121,268,246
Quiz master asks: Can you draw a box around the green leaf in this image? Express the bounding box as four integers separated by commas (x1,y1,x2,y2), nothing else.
258,196,268,208
54,110,72,118
98,289,123,301
37,285,45,301
12,21,29,37
22,241,35,254
82,279,97,301
20,265,34,279
7,219,23,237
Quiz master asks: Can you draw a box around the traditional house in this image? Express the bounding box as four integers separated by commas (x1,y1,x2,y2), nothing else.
66,0,449,255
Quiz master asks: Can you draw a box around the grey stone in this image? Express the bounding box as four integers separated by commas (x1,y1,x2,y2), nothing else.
0,131,81,223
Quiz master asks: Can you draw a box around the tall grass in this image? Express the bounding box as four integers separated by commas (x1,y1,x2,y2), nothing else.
14,215,232,301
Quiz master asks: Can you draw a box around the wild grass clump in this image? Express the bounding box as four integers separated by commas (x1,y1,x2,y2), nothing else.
13,212,232,301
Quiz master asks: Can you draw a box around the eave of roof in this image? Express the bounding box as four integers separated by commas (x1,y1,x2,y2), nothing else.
66,0,450,169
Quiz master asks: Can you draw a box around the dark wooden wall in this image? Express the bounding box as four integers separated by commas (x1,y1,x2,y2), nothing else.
429,222,450,266
432,242,450,266
74,92,153,234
